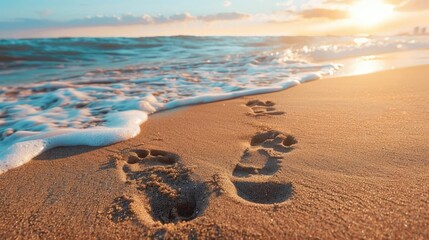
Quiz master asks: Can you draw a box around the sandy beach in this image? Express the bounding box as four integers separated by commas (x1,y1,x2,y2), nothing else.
1,65,428,239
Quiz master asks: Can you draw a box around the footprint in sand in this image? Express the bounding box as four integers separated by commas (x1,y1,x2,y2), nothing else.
246,100,285,117
111,148,208,224
231,130,297,204
233,130,297,177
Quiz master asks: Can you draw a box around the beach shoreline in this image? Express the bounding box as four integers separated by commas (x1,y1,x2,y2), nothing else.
1,65,428,239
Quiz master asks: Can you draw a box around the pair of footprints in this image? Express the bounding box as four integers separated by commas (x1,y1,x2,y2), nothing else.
111,130,297,224
233,100,294,204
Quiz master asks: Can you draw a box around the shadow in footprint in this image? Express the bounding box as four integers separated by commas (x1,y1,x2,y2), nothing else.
231,130,297,204
233,131,297,178
116,148,208,224
246,100,285,117
148,183,207,224
126,149,179,165
233,149,281,177
233,181,293,204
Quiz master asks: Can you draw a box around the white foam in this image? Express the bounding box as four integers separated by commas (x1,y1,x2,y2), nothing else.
0,62,335,174
0,111,147,173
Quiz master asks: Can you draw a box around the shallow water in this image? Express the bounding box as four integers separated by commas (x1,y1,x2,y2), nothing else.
1,35,428,173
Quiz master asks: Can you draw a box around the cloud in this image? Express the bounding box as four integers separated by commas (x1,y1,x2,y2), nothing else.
397,0,429,11
323,0,354,4
224,0,232,7
324,0,429,12
165,13,196,22
253,10,298,24
199,12,250,22
275,0,297,12
0,12,252,31
276,1,294,7
323,0,405,6
299,8,348,19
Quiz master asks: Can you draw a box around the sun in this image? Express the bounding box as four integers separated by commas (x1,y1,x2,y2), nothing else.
349,0,394,26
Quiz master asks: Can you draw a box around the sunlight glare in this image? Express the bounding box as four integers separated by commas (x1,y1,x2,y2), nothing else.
349,0,394,26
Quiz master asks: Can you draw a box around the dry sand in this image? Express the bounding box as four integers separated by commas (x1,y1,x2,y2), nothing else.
0,65,428,239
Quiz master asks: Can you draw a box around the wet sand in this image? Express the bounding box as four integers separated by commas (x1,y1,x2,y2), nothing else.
1,65,428,239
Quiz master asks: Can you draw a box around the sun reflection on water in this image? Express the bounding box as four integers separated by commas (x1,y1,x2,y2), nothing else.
350,56,385,75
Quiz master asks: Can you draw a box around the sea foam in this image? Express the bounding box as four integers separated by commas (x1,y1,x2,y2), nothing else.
0,67,334,174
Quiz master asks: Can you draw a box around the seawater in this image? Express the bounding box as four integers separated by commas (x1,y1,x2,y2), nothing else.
1,35,429,173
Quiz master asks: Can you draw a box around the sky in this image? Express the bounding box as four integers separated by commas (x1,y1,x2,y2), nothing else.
0,0,428,38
